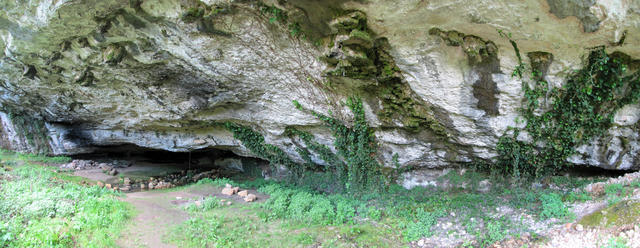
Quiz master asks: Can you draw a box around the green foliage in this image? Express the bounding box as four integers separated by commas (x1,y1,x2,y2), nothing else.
182,7,206,23
539,193,571,220
186,197,223,212
258,184,368,225
0,163,131,247
196,177,235,187
259,3,304,38
478,219,509,246
603,237,629,248
402,208,446,241
169,217,231,247
303,97,384,192
226,97,384,192
605,183,628,206
5,112,52,155
496,47,640,177
224,122,298,175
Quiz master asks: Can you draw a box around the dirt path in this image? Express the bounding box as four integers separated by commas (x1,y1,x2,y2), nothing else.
115,184,268,248
116,190,198,248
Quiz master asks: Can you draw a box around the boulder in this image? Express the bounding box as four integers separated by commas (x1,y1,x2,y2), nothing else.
244,194,257,202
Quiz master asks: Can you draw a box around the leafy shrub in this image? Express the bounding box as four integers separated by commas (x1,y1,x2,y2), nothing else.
402,208,445,241
539,193,571,219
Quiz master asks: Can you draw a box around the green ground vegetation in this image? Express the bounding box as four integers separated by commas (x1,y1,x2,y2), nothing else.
182,172,603,247
0,150,131,248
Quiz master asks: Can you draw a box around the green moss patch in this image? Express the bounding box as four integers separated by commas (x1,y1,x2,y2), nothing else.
579,200,640,227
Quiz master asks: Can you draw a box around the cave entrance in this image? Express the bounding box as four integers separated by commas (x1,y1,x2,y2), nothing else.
66,144,267,190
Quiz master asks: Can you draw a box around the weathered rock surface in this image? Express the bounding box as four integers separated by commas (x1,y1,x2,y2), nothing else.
1,0,640,182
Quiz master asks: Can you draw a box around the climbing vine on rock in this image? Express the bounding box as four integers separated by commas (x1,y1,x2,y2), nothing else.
223,122,299,176
293,97,384,192
225,97,384,192
496,39,640,177
5,112,51,155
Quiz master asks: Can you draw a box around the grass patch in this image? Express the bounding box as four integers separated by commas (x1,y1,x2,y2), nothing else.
187,169,589,246
167,200,403,248
0,161,131,247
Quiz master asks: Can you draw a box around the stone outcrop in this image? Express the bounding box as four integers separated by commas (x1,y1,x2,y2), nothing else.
1,0,640,182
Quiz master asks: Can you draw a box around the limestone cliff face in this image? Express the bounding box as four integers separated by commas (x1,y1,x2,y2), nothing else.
1,0,640,176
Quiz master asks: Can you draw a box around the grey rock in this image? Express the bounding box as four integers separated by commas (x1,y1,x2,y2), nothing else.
0,0,639,189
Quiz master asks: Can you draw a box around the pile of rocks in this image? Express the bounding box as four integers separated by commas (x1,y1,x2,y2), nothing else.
61,159,100,170
221,184,257,202
585,171,640,196
147,177,175,190
94,168,223,192
61,159,133,176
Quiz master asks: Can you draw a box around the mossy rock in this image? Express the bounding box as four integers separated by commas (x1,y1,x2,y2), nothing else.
102,44,126,65
578,200,640,227
342,30,373,49
329,11,366,33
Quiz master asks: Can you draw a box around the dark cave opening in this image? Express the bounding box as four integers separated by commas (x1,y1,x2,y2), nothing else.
67,144,269,185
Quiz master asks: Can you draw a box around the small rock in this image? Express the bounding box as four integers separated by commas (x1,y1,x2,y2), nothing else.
148,182,155,189
232,187,239,194
195,200,202,207
221,187,235,196
108,168,118,176
123,177,131,185
238,190,249,197
478,179,492,193
417,239,425,247
97,181,105,187
226,201,232,205
140,183,146,190
586,182,605,196
575,224,584,231
244,194,257,202
105,184,112,189
564,223,573,230
176,196,183,200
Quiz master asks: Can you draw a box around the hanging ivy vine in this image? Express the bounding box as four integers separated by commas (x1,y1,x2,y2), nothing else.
225,97,384,192
495,36,640,177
